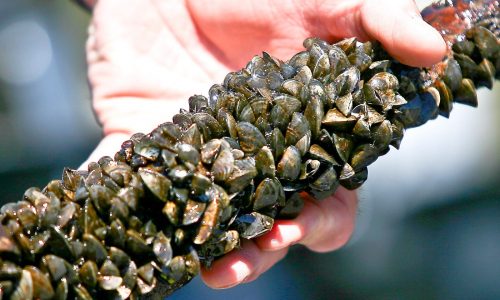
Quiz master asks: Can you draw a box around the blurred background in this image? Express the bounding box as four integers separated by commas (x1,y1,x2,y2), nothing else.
0,0,499,299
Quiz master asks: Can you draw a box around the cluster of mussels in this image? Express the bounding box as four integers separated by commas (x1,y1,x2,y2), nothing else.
0,9,498,300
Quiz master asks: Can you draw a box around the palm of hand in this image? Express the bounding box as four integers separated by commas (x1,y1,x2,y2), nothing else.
87,0,371,137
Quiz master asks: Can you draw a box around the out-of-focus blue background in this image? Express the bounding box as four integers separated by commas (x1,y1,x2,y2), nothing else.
0,1,499,299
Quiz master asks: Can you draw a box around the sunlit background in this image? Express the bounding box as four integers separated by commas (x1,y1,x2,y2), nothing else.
0,0,499,299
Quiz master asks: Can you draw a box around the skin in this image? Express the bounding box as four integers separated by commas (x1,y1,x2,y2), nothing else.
81,0,446,290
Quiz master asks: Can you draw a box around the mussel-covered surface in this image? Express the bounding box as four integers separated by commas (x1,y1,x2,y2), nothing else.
0,1,498,299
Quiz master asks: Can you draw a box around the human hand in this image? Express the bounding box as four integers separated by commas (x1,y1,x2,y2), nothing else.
82,0,446,290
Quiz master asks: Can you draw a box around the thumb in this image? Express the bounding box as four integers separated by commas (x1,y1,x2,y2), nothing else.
360,0,446,67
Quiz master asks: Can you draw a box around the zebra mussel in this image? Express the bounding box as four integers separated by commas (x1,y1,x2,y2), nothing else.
0,0,499,299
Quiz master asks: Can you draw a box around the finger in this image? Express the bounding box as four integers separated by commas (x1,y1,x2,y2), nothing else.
201,240,288,289
300,188,358,252
256,187,358,253
360,0,446,67
241,246,289,284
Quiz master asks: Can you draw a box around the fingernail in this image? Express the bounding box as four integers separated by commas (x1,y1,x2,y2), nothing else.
213,261,251,289
275,224,302,247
